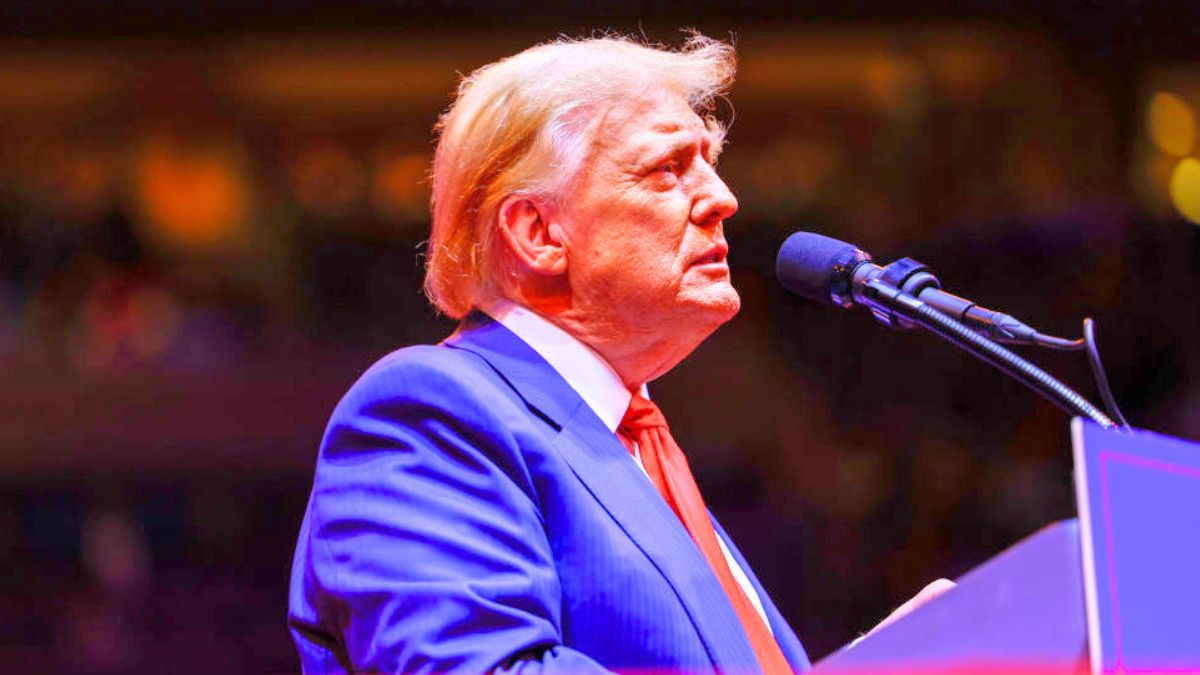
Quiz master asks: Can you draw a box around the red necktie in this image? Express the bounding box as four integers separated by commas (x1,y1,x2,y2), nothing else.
619,393,793,674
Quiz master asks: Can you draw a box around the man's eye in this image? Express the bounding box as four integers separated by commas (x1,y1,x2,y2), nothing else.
657,162,677,174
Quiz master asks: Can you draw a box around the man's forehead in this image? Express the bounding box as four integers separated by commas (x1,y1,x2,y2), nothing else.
612,92,702,126
598,94,719,151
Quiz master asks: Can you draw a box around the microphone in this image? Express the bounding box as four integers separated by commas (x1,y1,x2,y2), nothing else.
776,231,1040,345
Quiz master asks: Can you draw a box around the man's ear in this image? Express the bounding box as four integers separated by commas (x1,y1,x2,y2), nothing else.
496,195,568,275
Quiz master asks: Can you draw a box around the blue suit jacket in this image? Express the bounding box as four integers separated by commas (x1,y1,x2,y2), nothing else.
288,313,811,673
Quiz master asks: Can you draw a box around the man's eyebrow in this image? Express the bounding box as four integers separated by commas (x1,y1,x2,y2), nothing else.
651,121,686,134
642,128,726,164
705,119,727,163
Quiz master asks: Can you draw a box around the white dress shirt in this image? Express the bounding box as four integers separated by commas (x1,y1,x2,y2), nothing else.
481,300,772,630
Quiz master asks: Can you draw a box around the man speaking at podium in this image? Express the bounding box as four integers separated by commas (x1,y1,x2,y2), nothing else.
288,34,943,673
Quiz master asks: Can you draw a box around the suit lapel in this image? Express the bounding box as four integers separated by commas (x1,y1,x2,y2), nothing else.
443,313,584,430
445,314,757,670
555,411,760,670
713,518,811,672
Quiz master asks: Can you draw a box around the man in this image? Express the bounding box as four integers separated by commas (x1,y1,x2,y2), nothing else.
288,34,947,673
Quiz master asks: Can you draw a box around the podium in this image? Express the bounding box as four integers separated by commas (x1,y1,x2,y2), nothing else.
814,420,1200,674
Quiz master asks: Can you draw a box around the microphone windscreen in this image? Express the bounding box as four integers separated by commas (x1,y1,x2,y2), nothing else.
775,231,865,307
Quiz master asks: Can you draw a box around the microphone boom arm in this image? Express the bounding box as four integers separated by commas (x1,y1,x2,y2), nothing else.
860,278,1117,429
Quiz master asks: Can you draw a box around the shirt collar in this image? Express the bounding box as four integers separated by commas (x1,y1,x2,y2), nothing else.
480,299,637,433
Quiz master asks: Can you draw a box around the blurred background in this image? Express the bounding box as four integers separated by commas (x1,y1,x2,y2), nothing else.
1,1,1199,671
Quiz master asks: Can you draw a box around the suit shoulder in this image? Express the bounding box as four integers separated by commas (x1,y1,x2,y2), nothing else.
333,342,509,419
315,341,541,500
361,342,484,383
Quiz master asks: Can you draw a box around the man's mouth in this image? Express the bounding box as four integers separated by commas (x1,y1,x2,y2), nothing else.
691,247,728,267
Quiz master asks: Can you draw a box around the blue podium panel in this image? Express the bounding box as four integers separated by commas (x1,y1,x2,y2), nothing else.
1072,420,1200,674
815,520,1088,673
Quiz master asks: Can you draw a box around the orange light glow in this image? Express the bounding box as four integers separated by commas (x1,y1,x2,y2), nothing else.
289,143,364,218
1148,91,1196,158
134,139,248,247
865,55,926,117
1169,157,1200,224
372,152,429,221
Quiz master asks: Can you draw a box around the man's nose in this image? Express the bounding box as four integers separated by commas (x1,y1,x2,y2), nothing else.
690,165,739,228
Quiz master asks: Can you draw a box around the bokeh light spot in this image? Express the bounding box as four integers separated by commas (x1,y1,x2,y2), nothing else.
1169,157,1200,224
865,55,926,118
134,139,248,247
372,152,429,222
289,143,364,218
1148,91,1196,158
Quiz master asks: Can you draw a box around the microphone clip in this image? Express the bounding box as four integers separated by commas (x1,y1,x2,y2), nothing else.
856,257,941,332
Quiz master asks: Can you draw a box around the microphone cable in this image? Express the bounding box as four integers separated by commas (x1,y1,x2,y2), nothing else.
1004,318,1130,430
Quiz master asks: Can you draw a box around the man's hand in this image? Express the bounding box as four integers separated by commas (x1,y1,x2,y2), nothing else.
867,578,957,636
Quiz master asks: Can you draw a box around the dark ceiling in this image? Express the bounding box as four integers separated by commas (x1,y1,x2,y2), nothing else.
1,0,1197,66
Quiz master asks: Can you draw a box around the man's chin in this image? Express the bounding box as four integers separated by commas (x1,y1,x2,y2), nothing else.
684,287,741,326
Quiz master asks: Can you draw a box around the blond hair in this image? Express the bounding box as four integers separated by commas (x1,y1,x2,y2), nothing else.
424,33,737,318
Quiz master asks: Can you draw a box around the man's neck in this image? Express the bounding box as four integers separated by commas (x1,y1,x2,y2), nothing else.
532,306,712,390
491,276,726,386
